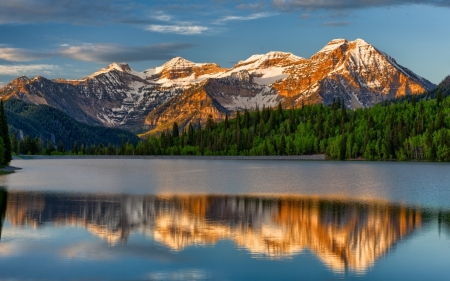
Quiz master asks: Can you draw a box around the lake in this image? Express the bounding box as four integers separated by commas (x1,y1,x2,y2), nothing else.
1,159,450,280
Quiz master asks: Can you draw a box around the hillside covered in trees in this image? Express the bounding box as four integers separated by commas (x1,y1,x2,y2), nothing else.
5,99,139,154
130,75,450,161
10,76,450,161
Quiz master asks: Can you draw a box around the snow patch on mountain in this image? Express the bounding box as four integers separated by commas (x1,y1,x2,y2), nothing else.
222,89,280,111
253,67,289,85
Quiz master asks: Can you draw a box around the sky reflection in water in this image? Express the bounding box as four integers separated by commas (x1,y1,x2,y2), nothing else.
1,190,450,280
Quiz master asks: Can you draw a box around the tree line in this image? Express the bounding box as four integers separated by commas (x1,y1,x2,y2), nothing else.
12,91,450,161
5,98,139,150
11,75,450,161
0,100,12,166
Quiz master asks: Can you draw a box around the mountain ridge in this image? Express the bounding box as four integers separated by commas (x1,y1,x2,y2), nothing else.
0,38,436,134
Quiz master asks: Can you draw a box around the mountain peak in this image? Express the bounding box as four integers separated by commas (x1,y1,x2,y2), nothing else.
162,57,196,69
236,51,304,68
353,38,368,45
88,62,132,78
318,39,349,54
12,76,30,84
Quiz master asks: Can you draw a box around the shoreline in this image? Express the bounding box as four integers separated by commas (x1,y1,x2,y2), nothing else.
0,165,22,174
13,154,327,161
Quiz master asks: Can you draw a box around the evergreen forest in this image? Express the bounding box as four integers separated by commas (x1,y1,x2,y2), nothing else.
9,76,450,162
5,99,139,155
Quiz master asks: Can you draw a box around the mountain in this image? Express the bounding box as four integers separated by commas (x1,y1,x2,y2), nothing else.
4,99,139,150
0,38,435,134
393,75,450,104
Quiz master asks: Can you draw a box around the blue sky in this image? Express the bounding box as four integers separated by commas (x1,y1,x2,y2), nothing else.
0,0,449,87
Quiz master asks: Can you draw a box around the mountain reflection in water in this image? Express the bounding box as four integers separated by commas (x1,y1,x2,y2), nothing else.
0,191,428,273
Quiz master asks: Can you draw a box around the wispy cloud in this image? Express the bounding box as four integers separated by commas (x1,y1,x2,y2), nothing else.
59,43,194,63
146,25,209,35
321,21,351,27
0,47,54,62
272,0,450,10
236,2,266,11
300,13,311,19
0,0,138,25
0,64,60,75
214,12,275,24
0,43,194,64
152,11,173,22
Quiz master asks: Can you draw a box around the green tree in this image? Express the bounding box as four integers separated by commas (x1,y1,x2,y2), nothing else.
0,100,11,165
172,122,179,139
57,140,64,153
279,134,286,155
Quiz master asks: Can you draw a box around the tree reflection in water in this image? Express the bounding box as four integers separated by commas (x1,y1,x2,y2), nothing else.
4,191,448,273
0,188,7,241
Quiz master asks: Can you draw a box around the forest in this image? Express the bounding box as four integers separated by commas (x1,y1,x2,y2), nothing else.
5,99,139,155
11,76,450,161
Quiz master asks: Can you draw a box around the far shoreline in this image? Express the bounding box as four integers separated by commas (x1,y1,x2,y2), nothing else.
13,154,327,161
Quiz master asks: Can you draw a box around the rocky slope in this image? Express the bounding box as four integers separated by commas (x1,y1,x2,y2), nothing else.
0,39,435,134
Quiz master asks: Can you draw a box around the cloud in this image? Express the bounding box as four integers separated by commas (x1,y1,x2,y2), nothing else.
0,64,60,75
61,241,177,261
0,0,137,25
0,48,54,62
147,269,210,281
152,12,173,22
236,2,266,11
0,43,194,64
59,43,194,63
146,25,209,35
215,12,275,24
272,0,450,10
321,21,351,27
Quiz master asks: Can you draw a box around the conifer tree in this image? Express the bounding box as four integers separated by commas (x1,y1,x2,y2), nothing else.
0,100,11,165
188,122,195,146
73,141,78,154
254,104,260,127
340,130,346,160
277,102,283,116
224,113,229,130
172,122,179,139
57,140,64,153
280,134,286,155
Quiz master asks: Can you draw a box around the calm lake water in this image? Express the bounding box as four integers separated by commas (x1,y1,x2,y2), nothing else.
1,159,450,280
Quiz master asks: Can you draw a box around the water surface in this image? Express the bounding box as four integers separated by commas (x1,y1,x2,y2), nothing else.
1,159,450,280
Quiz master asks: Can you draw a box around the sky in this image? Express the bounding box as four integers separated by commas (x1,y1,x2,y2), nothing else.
0,0,449,88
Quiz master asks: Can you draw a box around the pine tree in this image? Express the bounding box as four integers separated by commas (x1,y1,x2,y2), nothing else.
188,122,195,146
172,122,179,139
57,140,64,153
0,100,11,165
340,130,346,160
73,141,78,154
254,104,260,127
279,134,286,155
224,113,229,130
278,102,283,115
437,89,443,107
11,133,18,154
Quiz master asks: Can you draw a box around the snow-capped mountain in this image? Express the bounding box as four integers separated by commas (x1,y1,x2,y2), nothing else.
0,38,435,133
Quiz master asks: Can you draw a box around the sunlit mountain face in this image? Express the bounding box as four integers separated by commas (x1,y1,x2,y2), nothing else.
0,191,429,274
